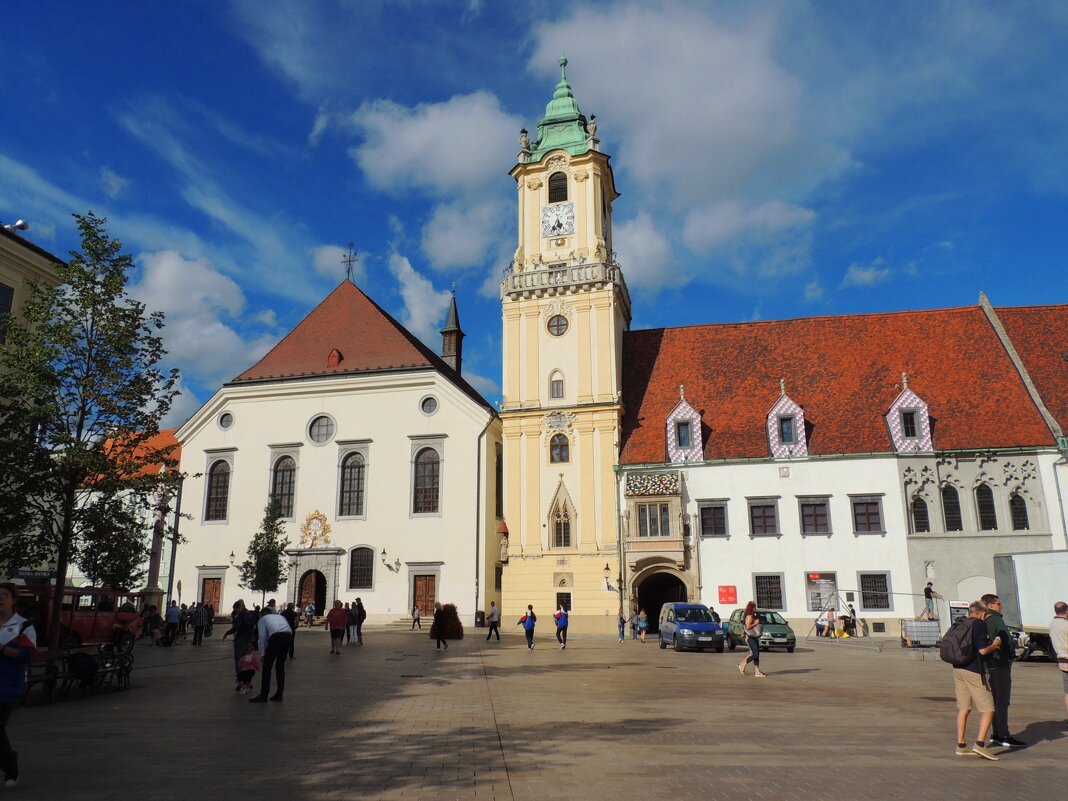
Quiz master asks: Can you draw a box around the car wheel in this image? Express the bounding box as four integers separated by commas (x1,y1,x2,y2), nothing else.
673,636,682,652
727,635,737,651
658,636,667,650
716,644,725,653
787,646,795,653
115,630,135,653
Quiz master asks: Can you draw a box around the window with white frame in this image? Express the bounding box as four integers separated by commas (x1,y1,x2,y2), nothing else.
850,496,884,534
901,410,918,439
348,547,374,589
698,502,728,537
676,421,692,448
799,497,831,535
779,416,795,444
549,371,564,399
637,502,671,537
859,572,892,610
205,459,231,521
747,498,779,536
412,446,441,514
754,574,784,610
338,451,366,517
271,455,297,518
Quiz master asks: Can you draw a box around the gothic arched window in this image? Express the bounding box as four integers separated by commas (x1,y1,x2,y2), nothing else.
339,452,366,517
548,171,568,203
976,484,997,530
550,434,570,463
271,456,296,518
1009,493,1029,531
942,485,963,532
911,496,930,533
413,447,440,514
552,504,572,548
205,460,230,521
349,546,374,589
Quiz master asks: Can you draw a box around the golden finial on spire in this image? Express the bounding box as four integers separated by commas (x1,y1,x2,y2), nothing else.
902,371,909,390
780,377,786,397
679,383,685,401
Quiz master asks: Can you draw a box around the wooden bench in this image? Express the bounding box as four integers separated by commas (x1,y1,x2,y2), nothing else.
58,644,133,696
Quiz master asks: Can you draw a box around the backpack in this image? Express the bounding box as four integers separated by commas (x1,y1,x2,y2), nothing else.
939,617,976,667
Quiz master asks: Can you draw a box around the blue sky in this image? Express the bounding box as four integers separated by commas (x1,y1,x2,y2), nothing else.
2,1,1067,426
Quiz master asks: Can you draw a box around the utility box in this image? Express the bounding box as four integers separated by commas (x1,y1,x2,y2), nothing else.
900,619,940,648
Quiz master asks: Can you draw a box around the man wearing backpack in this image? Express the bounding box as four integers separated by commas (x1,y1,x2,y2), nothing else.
947,600,1003,760
981,593,1025,747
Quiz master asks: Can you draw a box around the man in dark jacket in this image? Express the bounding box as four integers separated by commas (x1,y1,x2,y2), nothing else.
280,603,299,658
981,593,1025,747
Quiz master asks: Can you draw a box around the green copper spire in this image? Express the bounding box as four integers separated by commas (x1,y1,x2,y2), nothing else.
527,55,594,163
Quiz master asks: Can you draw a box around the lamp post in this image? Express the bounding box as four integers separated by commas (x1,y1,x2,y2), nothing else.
603,563,612,591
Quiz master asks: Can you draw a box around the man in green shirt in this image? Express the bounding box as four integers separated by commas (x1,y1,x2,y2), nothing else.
981,593,1025,747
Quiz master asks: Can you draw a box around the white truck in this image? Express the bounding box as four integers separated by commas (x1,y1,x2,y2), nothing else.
993,549,1068,660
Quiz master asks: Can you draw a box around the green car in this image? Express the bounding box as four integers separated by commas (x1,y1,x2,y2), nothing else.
726,608,796,653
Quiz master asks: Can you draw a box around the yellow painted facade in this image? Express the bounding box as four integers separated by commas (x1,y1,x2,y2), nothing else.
498,116,631,633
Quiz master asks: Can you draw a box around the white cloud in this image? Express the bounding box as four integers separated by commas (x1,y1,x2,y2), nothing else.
99,167,131,199
421,199,507,270
804,280,825,302
311,244,365,283
841,258,893,288
130,250,276,386
464,371,500,399
683,201,816,253
387,252,451,345
612,212,677,290
161,378,202,429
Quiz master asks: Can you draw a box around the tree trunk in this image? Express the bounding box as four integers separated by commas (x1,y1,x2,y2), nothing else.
48,484,77,651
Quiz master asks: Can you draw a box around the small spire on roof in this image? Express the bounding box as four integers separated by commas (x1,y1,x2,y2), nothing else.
559,54,568,78
678,383,685,401
902,371,909,390
342,242,359,284
780,377,786,397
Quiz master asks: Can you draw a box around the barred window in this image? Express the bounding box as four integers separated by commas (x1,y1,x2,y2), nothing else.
800,500,830,534
911,497,930,533
348,547,373,590
1010,493,1029,531
556,592,572,612
548,171,568,203
859,573,891,610
699,504,727,537
205,460,230,521
271,456,296,518
942,486,963,531
339,452,366,517
754,574,784,610
413,448,440,514
976,484,997,530
637,503,671,537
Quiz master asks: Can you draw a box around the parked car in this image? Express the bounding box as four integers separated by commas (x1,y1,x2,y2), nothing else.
726,608,796,652
15,585,147,652
658,603,725,652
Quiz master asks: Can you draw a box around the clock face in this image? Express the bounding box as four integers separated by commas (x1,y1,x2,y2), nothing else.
542,202,575,237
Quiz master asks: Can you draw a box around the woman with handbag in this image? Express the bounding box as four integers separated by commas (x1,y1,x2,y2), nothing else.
738,601,767,677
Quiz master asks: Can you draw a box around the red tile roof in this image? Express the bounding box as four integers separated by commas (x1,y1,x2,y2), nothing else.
995,304,1068,434
231,280,491,410
99,429,180,479
620,305,1058,464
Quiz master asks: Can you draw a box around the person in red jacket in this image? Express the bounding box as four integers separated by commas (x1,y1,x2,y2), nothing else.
325,600,347,655
0,583,37,787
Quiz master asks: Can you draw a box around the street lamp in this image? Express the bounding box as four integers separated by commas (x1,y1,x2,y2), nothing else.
228,551,236,566
603,563,612,591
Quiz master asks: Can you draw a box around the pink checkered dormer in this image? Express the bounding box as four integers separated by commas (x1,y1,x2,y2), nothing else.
766,382,808,458
666,385,703,463
885,374,933,452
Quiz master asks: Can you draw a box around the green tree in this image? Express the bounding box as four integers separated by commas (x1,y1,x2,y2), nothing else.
76,495,152,590
240,497,290,605
0,212,180,648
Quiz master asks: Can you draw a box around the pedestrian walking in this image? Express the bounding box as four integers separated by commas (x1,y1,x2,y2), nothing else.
949,600,1003,759
354,598,366,645
628,610,638,640
555,604,569,649
637,609,649,643
411,605,422,630
304,602,315,628
617,611,626,643
981,593,1025,747
280,602,298,658
1049,601,1068,723
191,601,208,646
223,600,256,682
518,605,537,650
325,600,347,655
433,602,449,650
163,600,181,646
0,583,37,787
738,601,767,678
344,602,355,646
249,606,292,703
920,582,943,620
145,605,163,647
485,601,500,641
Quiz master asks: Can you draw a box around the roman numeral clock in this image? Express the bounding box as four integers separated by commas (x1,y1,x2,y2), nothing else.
541,202,575,237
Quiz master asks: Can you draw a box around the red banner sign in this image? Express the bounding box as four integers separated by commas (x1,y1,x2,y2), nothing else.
718,585,737,604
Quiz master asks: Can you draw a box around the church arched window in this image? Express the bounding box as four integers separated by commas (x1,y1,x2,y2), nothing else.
942,485,963,532
911,496,930,533
548,171,568,203
549,370,564,399
205,460,230,521
348,546,374,590
552,503,572,548
339,452,366,517
550,434,569,463
413,447,440,514
1009,493,1029,530
976,484,997,530
271,455,296,518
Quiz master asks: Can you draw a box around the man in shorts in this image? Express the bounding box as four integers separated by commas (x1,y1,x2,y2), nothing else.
953,600,1003,760
1049,601,1068,725
921,582,941,620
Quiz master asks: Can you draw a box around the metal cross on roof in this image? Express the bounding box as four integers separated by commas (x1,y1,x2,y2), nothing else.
342,242,359,284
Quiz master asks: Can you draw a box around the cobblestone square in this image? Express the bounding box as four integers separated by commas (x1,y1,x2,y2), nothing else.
11,627,1067,801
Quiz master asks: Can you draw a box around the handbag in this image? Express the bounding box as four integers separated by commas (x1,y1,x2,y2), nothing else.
744,622,763,638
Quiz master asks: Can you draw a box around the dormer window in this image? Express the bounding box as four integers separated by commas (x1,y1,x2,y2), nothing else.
901,411,917,439
548,171,568,203
676,421,692,448
778,416,795,444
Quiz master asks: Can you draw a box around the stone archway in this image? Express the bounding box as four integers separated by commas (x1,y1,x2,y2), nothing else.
299,569,327,615
634,570,689,634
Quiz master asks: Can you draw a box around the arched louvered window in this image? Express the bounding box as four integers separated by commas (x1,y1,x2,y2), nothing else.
1009,492,1029,531
413,447,440,514
339,452,366,517
976,484,997,530
205,460,230,521
942,485,963,532
550,433,570,463
271,456,296,518
548,171,568,203
552,503,572,548
348,546,374,589
911,496,930,533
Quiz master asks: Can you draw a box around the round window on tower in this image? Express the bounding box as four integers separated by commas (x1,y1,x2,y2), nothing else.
218,412,234,430
547,315,569,337
420,395,439,416
308,415,336,445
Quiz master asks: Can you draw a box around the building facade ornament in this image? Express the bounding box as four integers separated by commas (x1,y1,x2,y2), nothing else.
299,509,332,548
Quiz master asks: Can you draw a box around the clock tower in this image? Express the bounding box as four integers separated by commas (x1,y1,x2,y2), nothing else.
498,58,631,633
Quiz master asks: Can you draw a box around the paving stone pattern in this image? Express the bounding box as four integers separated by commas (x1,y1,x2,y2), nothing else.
11,628,1067,801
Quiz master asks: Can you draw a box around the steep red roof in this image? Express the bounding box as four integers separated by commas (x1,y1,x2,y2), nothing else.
231,280,491,410
995,304,1068,434
98,429,180,480
620,305,1056,464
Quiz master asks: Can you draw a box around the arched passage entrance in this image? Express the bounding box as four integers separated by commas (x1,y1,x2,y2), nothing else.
635,571,688,634
299,570,327,615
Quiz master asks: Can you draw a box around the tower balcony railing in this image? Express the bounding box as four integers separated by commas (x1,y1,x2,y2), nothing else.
501,258,627,298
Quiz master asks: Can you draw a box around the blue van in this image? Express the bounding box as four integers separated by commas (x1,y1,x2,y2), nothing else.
658,603,725,652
